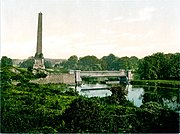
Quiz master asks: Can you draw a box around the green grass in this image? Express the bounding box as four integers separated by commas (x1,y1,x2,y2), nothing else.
131,80,180,88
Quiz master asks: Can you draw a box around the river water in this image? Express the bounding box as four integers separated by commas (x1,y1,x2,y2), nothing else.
74,83,179,112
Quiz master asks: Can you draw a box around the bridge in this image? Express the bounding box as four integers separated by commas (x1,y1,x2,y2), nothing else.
69,70,132,84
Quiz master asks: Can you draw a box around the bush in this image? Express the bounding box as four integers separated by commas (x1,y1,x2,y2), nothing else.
61,97,102,133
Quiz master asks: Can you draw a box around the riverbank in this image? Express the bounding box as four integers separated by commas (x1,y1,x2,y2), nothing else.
130,80,180,88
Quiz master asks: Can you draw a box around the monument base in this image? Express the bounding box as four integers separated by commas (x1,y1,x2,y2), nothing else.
33,58,45,69
33,58,46,75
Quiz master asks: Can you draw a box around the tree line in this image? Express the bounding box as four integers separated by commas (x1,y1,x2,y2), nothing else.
137,52,180,80
57,54,139,71
1,52,179,80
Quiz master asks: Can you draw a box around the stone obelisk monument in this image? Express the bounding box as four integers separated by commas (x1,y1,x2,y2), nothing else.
33,12,45,69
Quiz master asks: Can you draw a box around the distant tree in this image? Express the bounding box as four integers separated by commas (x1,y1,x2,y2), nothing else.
100,54,118,70
64,55,78,70
54,63,60,68
19,58,35,69
1,56,13,67
168,53,180,80
119,56,130,70
44,60,52,68
137,52,179,80
128,56,139,71
78,55,102,70
152,53,166,79
59,60,67,67
138,55,157,80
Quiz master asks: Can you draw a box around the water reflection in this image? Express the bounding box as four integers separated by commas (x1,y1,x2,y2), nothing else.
74,83,179,111
76,83,112,97
125,85,144,107
140,86,179,111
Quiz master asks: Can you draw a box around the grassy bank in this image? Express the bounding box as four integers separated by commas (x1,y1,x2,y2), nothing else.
131,80,180,88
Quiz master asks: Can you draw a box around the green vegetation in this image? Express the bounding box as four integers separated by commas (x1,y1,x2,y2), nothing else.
8,52,180,81
19,57,35,70
62,55,78,70
12,52,180,81
1,66,78,132
1,53,179,133
57,52,179,81
1,65,179,133
131,80,180,88
138,52,180,80
58,54,139,71
19,57,52,70
0,56,13,67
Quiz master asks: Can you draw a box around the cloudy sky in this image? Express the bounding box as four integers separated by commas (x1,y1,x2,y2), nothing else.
1,0,180,59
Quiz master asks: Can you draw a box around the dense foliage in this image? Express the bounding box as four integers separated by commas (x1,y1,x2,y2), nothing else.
58,54,139,71
19,58,52,69
62,55,78,70
19,57,35,69
58,52,179,81
0,56,13,67
1,67,179,133
1,66,78,132
1,53,179,133
10,52,180,80
138,52,180,80
7,52,179,81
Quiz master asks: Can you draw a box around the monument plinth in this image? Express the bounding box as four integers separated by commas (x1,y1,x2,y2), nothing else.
33,12,45,69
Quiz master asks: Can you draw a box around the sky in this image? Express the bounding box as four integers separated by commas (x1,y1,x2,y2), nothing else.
1,0,180,59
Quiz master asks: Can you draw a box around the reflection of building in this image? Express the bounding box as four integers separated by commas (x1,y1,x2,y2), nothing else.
33,12,45,69
127,70,133,81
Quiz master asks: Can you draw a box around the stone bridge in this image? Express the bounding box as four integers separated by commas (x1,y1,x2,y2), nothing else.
69,70,132,84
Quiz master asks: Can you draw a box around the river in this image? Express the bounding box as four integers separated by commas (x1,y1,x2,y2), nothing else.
74,83,179,112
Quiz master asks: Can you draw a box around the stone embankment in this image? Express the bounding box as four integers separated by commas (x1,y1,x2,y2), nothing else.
31,73,75,85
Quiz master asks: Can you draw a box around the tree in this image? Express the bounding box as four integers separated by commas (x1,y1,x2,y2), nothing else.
168,53,180,80
44,60,52,68
151,53,166,79
100,54,118,70
109,85,128,104
61,97,102,133
19,58,34,69
1,56,13,67
78,55,102,70
64,55,78,70
129,56,139,71
137,52,179,80
138,55,157,80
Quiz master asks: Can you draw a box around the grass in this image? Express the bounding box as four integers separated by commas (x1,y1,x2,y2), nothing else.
131,80,180,88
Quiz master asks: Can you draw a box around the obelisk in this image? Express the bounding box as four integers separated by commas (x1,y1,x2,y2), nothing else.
33,12,45,69
36,12,43,55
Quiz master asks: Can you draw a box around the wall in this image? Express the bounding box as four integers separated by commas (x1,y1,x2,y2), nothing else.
31,73,75,85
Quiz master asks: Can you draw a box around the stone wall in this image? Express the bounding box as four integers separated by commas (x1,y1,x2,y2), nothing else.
31,73,75,85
